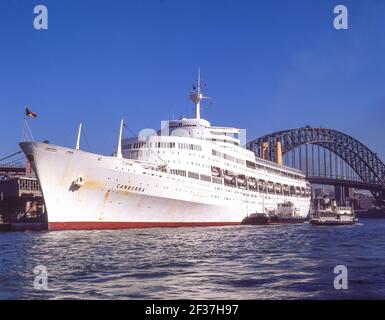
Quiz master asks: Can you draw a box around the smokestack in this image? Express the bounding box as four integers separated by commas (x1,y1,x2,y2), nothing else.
276,141,283,165
262,142,269,160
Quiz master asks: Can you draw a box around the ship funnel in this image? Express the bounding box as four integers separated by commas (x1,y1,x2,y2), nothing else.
116,119,124,158
262,142,269,160
276,140,283,165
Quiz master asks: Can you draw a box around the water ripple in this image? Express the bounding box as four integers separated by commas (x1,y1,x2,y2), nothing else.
0,219,385,299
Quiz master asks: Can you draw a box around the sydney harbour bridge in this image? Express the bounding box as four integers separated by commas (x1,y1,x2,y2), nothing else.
247,127,385,208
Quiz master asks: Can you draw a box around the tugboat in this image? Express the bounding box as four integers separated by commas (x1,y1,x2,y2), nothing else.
241,201,308,225
241,212,271,225
310,197,357,226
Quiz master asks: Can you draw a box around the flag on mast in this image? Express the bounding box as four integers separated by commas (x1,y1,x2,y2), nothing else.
22,106,36,142
25,107,37,118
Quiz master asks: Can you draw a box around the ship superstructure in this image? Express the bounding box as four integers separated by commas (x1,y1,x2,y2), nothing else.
20,71,311,230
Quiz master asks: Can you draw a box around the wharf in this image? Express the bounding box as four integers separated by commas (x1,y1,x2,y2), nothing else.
0,164,47,231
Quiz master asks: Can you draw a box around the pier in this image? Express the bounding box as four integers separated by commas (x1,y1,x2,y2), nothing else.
0,157,47,231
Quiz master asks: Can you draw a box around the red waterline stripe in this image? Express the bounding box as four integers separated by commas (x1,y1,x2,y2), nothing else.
48,221,241,231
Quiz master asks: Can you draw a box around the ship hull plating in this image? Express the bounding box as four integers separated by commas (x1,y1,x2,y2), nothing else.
20,142,311,230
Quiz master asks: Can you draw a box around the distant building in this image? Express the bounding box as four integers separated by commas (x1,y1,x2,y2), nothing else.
0,163,47,230
0,176,45,223
354,193,375,210
313,187,334,199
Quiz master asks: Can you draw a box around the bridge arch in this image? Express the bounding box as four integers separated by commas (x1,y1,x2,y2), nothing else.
247,127,385,206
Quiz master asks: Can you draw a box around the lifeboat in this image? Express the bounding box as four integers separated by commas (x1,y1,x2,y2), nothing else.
247,177,257,189
211,166,222,177
224,171,236,185
258,180,266,192
237,175,246,185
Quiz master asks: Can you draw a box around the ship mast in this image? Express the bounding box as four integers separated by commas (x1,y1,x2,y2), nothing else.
116,119,124,158
189,68,209,120
75,122,82,151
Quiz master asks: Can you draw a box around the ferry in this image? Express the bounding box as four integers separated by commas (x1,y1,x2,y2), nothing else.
19,71,311,230
310,198,357,226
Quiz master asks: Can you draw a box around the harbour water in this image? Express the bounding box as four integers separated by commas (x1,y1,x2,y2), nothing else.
1,219,385,300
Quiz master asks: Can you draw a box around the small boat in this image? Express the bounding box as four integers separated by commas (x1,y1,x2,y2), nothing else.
211,166,221,177
310,207,358,225
224,175,235,183
310,198,357,225
267,182,274,193
224,171,236,186
241,201,307,225
237,175,246,185
247,177,257,188
241,213,307,225
241,212,271,225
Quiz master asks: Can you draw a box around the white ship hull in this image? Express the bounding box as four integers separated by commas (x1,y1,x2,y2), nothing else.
20,142,311,230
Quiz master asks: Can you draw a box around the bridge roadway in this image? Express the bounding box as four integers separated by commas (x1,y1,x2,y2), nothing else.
306,176,385,192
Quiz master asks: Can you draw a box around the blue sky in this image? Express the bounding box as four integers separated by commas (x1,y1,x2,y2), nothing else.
1,0,385,161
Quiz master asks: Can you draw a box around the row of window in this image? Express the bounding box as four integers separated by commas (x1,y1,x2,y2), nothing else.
123,141,202,151
156,142,176,148
168,124,197,128
166,167,310,198
253,158,305,180
124,142,147,149
170,169,187,177
18,179,40,191
211,150,304,182
206,138,239,146
178,143,202,151
212,149,245,165
246,159,304,181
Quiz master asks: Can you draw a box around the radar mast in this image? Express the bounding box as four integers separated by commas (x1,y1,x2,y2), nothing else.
189,68,209,120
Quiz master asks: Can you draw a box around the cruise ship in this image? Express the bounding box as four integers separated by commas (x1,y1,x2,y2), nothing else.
19,71,311,230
